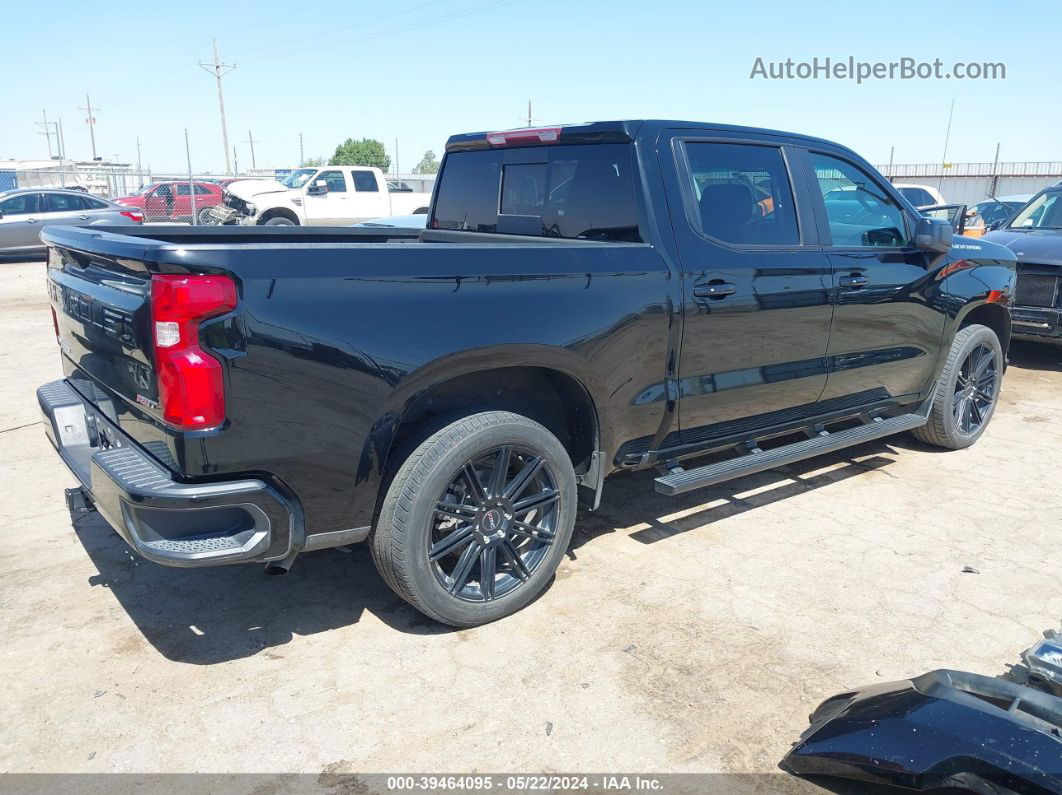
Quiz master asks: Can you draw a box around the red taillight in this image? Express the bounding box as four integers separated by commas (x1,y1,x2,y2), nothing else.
120,210,144,223
485,126,562,146
150,274,237,430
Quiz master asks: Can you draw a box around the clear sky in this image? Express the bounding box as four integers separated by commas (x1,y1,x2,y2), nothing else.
3,0,1058,173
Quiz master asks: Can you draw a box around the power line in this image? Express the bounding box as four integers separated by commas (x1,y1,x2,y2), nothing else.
199,39,237,175
229,0,455,62
241,0,522,65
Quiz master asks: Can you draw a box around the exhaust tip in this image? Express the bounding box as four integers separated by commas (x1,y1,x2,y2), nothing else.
264,552,297,576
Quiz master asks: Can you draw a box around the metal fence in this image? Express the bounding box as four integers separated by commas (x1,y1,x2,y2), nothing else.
878,161,1062,206
0,163,437,225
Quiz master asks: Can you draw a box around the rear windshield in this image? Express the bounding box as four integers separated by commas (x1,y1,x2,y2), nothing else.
431,143,641,242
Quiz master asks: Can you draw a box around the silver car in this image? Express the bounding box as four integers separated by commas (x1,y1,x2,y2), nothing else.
0,188,142,255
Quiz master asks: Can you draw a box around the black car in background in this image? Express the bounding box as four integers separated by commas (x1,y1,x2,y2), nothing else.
984,183,1062,343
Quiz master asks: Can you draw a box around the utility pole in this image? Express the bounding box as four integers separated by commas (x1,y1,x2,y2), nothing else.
234,146,239,175
36,111,54,158
887,146,894,178
185,129,198,224
80,94,99,159
199,39,236,175
527,100,532,127
246,130,257,170
136,137,143,175
299,132,304,166
58,118,66,160
394,137,400,177
989,142,1001,198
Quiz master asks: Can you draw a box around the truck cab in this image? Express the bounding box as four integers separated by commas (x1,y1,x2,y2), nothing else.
218,166,431,226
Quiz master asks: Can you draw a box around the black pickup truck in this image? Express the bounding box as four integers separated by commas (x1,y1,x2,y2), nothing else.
39,120,1017,626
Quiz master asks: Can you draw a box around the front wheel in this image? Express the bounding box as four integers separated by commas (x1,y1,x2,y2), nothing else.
263,216,296,226
912,323,1004,450
372,411,577,627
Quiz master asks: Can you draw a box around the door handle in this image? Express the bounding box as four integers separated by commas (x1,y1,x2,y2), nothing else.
27,218,38,224
78,215,90,220
693,281,736,299
839,273,869,289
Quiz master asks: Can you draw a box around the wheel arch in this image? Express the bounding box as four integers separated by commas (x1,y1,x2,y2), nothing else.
257,207,300,225
357,347,609,526
955,300,1012,356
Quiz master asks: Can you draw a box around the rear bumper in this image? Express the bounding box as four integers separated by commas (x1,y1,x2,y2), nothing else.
38,379,299,567
1012,304,1062,343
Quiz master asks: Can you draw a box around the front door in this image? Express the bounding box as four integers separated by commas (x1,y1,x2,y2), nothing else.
303,170,350,225
801,149,946,405
664,135,834,445
0,192,43,251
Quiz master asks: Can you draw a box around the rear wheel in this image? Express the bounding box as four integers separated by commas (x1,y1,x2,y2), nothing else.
263,216,296,226
912,323,1003,449
371,411,577,627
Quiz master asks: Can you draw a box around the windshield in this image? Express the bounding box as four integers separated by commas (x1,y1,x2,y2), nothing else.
1009,190,1062,229
280,168,318,189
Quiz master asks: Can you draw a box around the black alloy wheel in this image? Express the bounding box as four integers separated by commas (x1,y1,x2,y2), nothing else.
952,342,999,435
430,445,559,602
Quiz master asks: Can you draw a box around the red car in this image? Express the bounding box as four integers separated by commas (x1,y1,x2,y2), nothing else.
114,181,224,223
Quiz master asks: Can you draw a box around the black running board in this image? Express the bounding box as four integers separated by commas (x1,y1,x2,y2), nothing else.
654,412,927,496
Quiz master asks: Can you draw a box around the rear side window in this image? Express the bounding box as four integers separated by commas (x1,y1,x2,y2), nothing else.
682,142,799,246
352,171,378,192
44,193,86,212
432,144,641,241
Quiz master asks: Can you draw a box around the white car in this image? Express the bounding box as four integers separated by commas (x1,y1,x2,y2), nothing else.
893,183,947,208
217,166,431,226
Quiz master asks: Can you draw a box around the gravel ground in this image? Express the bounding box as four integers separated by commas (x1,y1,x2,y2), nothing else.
1,258,1059,788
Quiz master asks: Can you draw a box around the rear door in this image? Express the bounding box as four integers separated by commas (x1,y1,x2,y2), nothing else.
349,170,389,221
662,132,834,443
40,192,92,234
0,192,43,250
799,148,946,404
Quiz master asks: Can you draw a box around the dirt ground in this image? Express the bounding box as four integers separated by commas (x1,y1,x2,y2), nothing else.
1,258,1059,785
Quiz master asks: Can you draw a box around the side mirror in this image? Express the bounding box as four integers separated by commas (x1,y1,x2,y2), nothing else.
914,217,953,253
307,180,328,196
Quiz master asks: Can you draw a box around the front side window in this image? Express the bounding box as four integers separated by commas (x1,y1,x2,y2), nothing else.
316,170,347,193
44,193,86,212
0,193,40,215
683,142,799,245
1010,190,1062,229
812,153,908,247
352,171,378,192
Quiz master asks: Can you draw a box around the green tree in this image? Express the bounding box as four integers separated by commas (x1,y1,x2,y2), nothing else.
300,155,325,167
329,138,390,170
413,150,439,174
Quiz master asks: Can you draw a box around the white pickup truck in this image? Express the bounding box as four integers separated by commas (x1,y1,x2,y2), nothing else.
212,166,431,226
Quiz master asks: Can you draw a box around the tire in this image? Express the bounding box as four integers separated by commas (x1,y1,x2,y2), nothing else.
263,216,296,226
371,411,577,627
196,208,216,225
911,323,1004,450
